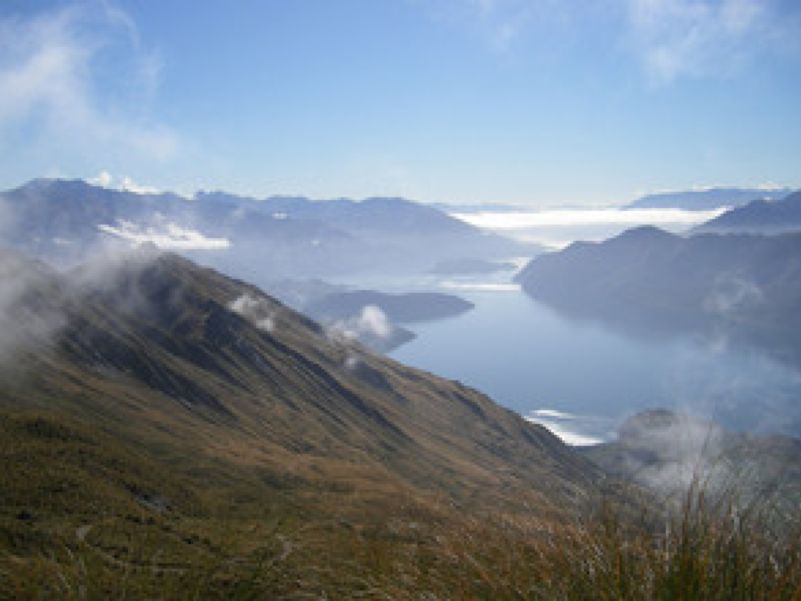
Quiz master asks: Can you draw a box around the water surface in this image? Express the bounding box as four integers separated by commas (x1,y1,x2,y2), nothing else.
388,285,801,443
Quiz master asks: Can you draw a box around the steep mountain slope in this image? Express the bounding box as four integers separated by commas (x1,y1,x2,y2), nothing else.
696,189,801,234
3,247,595,497
0,247,605,594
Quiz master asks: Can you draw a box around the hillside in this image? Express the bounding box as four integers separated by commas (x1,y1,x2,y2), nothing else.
0,246,600,596
696,189,801,234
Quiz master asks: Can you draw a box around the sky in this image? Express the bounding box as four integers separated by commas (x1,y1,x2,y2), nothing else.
0,0,799,207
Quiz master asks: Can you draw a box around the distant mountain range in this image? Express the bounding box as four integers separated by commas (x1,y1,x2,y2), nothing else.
626,187,792,211
0,179,532,283
695,189,801,234
515,227,801,400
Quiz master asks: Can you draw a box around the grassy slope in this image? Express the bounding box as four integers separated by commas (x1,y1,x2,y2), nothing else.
0,249,595,597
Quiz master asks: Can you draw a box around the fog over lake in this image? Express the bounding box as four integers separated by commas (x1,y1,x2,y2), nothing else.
451,206,727,248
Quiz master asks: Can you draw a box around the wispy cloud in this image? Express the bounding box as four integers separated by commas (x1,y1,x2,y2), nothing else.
98,220,230,251
625,0,796,84
0,3,178,161
420,0,571,53
87,171,161,194
331,305,393,341
228,294,276,332
421,0,800,83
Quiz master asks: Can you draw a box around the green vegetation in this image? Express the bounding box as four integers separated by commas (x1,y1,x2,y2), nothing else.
2,411,800,599
2,250,800,598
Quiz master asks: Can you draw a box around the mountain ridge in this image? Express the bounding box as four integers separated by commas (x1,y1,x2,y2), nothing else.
695,189,801,234
0,178,532,280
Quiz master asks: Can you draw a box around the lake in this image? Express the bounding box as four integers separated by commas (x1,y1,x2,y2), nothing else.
386,282,801,444
333,208,801,445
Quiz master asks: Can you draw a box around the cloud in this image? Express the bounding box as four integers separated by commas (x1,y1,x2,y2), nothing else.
0,254,67,361
88,170,113,187
0,3,179,161
451,207,728,229
703,276,763,316
120,176,160,195
421,1,800,84
328,305,393,343
227,294,275,332
624,0,792,84
98,220,231,250
356,305,392,339
86,171,162,194
419,0,571,53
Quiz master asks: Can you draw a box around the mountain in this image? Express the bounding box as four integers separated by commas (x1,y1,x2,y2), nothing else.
0,246,601,595
515,227,801,389
304,290,474,324
695,189,801,234
299,290,474,352
626,187,792,211
0,178,533,282
582,409,801,512
0,178,358,277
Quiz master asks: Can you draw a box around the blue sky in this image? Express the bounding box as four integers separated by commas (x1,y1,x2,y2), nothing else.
1,0,799,207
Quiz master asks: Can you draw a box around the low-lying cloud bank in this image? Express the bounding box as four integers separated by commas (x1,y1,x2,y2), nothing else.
98,220,230,250
451,207,728,230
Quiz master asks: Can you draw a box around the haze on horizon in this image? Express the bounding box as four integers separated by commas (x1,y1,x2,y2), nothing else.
1,0,800,207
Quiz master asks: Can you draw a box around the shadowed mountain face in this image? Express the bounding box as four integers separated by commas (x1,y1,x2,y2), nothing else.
695,189,801,234
626,187,792,211
0,247,598,513
515,227,801,369
0,178,532,282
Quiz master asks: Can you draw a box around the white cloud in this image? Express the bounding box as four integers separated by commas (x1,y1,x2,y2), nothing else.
120,176,160,195
625,0,785,84
451,207,728,229
422,1,800,84
227,294,275,332
88,170,113,187
97,220,230,250
356,305,392,339
329,305,393,342
85,171,163,195
0,4,179,161
419,0,566,53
